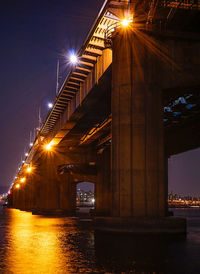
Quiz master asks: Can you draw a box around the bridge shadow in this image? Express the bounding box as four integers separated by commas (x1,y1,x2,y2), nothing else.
94,231,187,273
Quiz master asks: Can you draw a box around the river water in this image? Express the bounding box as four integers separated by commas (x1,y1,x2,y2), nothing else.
0,208,200,273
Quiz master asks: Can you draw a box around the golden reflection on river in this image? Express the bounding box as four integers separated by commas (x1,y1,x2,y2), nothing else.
1,208,200,273
3,209,94,273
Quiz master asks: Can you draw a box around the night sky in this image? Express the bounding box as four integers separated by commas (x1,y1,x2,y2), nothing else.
0,0,199,196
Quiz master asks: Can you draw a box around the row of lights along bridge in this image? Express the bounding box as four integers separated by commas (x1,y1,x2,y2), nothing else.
9,17,133,194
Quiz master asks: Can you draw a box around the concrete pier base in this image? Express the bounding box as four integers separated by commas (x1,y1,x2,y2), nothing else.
94,217,186,235
32,209,75,217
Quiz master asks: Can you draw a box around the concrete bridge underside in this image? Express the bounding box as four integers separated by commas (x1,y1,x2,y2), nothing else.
9,0,200,234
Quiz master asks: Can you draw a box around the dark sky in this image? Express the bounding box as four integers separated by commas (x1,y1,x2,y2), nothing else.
77,182,94,192
168,149,200,197
0,0,199,196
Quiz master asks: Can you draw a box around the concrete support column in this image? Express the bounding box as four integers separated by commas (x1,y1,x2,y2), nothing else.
111,28,166,217
34,178,43,210
59,173,76,215
34,167,46,210
95,146,111,215
12,188,19,209
165,155,169,216
33,156,60,212
18,188,24,210
27,175,37,210
20,186,26,210
42,157,60,210
24,175,35,211
31,154,76,215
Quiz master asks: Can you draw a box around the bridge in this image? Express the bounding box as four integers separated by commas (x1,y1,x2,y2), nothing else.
8,0,200,234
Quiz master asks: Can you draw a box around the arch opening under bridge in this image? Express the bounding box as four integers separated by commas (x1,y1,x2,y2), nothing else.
76,181,95,216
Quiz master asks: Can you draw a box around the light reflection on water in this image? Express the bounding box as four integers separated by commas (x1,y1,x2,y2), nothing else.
0,208,200,273
0,209,96,273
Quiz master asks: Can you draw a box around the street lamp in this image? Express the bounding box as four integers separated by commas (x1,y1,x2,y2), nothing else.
48,102,53,109
45,143,52,151
121,18,132,27
69,53,78,65
20,177,26,183
26,166,32,173
44,140,55,152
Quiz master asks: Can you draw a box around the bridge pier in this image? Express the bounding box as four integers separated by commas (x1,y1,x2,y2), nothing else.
95,27,186,234
95,146,111,216
11,147,96,215
28,174,37,211
59,173,76,215
12,187,20,209
31,154,75,216
111,28,166,218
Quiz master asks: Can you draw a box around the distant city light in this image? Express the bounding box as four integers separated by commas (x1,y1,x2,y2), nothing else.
69,53,78,64
15,176,17,179
25,153,28,156
30,142,33,147
22,160,25,163
48,102,53,109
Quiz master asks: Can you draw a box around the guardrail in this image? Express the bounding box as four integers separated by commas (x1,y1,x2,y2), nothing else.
159,0,200,9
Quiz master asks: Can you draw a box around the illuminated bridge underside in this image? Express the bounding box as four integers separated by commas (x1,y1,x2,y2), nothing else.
165,88,200,155
9,1,200,234
41,0,200,136
56,78,200,157
25,0,200,163
23,1,200,166
40,7,119,137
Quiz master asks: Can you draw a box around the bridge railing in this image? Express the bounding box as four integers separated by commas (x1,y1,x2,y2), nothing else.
159,0,200,9
47,48,112,139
